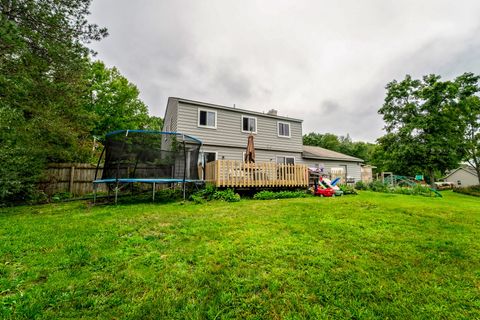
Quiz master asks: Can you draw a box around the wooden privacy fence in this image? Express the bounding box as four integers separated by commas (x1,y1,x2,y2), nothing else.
40,161,309,195
205,160,309,188
39,163,105,196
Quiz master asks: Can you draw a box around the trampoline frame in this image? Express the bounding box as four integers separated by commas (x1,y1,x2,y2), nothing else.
93,130,203,204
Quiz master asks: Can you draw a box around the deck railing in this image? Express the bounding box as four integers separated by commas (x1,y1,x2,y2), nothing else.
204,160,308,188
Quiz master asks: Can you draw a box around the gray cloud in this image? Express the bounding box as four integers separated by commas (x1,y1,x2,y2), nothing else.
88,0,480,142
319,100,341,114
214,70,252,100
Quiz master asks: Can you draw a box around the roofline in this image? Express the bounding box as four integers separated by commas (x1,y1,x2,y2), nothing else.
443,167,461,179
443,166,478,179
171,97,304,123
302,154,364,162
105,129,203,144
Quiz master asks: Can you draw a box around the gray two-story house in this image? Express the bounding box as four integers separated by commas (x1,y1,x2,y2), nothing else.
163,97,363,183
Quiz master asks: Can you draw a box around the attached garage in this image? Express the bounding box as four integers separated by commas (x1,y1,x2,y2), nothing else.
301,145,364,183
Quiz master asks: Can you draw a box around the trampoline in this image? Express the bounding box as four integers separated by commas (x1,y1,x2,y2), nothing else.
93,130,203,203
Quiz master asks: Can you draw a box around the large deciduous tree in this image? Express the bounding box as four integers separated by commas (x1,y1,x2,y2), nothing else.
85,61,150,137
303,132,376,163
377,74,471,186
0,0,107,202
456,73,480,183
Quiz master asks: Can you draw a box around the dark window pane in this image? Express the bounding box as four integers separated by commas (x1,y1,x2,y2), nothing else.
205,152,216,163
279,123,289,136
199,111,207,125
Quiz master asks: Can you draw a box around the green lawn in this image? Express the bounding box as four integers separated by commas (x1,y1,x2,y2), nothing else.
1,191,479,319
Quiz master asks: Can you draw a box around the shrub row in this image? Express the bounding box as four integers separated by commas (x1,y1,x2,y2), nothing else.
355,180,435,197
453,185,480,197
253,190,309,200
338,185,357,195
191,187,311,203
190,185,240,203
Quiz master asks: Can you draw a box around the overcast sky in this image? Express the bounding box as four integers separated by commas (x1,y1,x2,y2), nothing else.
88,0,480,142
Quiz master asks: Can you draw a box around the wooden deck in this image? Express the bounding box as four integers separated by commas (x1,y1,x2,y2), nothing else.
204,160,309,188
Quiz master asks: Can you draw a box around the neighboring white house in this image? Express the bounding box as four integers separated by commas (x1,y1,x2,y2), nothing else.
443,165,479,187
162,97,364,182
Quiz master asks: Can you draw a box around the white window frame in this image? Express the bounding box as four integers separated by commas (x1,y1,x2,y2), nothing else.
198,150,218,166
241,115,257,134
276,155,295,164
277,121,291,138
197,108,217,129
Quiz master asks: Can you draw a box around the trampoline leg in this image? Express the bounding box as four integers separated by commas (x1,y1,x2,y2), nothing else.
93,183,97,204
153,182,156,202
115,183,119,205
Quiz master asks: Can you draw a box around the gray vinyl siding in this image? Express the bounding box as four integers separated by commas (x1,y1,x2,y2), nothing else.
444,169,478,187
167,98,362,182
162,98,178,132
201,145,303,163
301,158,362,182
176,102,303,153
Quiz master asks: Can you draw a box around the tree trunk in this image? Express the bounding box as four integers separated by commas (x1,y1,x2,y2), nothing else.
428,169,435,189
474,165,480,185
468,156,480,185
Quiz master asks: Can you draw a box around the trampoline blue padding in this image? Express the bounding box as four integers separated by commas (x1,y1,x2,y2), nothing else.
93,178,201,184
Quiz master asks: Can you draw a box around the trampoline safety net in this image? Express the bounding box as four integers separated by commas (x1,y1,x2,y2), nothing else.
98,130,202,182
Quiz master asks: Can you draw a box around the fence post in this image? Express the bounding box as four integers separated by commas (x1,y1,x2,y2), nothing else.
69,166,75,195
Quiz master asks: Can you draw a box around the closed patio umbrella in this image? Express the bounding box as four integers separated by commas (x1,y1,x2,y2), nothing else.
245,134,255,163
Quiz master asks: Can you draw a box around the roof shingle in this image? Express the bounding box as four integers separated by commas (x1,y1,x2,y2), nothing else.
302,145,363,162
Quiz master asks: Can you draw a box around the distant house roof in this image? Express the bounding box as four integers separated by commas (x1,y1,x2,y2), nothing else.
170,97,303,123
444,165,478,179
302,145,364,162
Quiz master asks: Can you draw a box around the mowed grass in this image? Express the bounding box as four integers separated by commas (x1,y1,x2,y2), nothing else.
0,191,479,319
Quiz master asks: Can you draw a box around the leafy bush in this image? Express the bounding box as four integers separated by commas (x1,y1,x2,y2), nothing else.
339,185,357,195
190,194,206,204
197,184,218,201
213,189,241,202
253,190,309,200
355,181,368,190
411,184,434,196
368,180,389,193
155,189,183,203
359,180,436,197
51,192,73,202
190,185,240,203
453,185,480,197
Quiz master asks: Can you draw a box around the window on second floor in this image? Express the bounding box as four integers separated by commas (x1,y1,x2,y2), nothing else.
277,121,291,138
241,115,257,133
198,109,216,128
